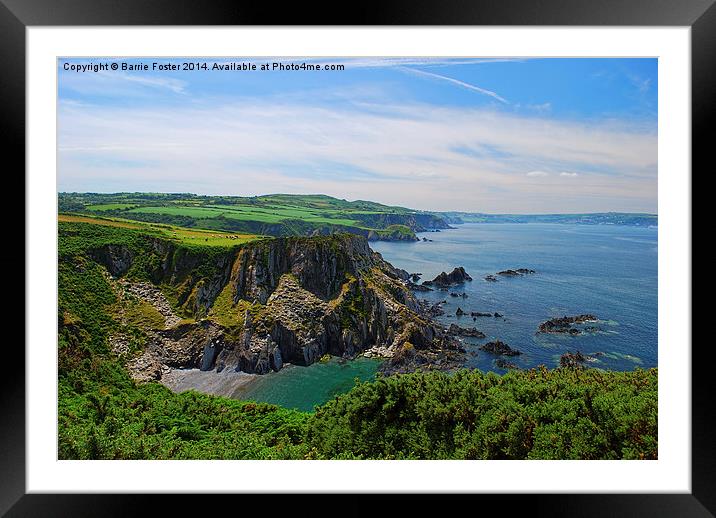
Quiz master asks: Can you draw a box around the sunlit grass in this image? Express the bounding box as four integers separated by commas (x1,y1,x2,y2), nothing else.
58,213,262,248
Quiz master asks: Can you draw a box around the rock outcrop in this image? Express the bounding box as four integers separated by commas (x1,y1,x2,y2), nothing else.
538,314,598,334
422,267,473,287
407,282,433,292
446,323,486,338
479,340,522,356
559,350,587,368
419,299,446,317
117,279,182,328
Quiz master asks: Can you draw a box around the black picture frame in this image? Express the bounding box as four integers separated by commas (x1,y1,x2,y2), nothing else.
3,0,706,515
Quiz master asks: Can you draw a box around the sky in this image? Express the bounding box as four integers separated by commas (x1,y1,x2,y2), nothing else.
57,57,657,213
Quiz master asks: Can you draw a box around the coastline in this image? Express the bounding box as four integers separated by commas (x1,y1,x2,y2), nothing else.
161,367,259,398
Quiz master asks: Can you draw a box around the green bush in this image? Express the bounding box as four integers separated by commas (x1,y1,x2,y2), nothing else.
305,367,657,460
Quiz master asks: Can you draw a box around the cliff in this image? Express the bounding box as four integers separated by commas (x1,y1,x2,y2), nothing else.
89,233,462,381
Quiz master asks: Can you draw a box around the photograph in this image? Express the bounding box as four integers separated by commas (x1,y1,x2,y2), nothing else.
56,56,659,461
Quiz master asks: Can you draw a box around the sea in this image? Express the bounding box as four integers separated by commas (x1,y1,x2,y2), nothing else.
224,222,657,411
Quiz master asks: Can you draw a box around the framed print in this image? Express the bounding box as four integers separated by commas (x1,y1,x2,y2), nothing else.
4,0,708,514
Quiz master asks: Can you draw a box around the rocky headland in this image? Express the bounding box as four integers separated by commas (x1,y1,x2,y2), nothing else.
91,233,465,382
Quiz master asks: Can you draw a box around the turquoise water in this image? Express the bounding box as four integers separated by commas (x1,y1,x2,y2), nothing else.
231,356,381,412
372,222,657,373
232,222,657,409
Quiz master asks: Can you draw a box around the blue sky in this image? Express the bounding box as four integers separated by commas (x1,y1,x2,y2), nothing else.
58,57,657,213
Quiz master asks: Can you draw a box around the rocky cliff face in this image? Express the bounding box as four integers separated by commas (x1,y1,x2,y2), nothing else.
93,234,460,381
350,212,452,231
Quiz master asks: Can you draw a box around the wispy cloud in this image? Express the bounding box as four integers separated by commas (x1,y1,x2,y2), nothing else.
628,73,652,94
560,172,579,177
290,57,525,69
117,73,187,94
527,102,552,113
60,68,187,97
400,68,509,104
58,97,656,212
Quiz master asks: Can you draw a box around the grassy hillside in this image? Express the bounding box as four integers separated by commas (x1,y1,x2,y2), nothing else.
57,217,658,460
58,192,454,240
59,213,263,248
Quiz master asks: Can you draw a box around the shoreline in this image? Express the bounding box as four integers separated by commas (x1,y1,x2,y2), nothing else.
161,367,259,398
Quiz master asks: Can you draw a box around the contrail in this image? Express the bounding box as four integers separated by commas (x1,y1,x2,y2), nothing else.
401,67,509,104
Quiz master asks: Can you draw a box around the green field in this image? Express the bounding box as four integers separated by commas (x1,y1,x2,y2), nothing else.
58,192,449,241
127,204,360,226
87,203,139,211
58,213,262,248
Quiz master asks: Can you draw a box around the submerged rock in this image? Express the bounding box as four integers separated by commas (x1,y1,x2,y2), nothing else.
497,268,536,277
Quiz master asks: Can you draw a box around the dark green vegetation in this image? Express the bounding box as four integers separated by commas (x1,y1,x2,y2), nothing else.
58,211,658,460
59,219,309,459
443,212,657,226
307,367,657,459
59,192,453,241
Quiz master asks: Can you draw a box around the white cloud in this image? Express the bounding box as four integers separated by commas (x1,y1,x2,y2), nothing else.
57,98,657,213
526,171,550,177
560,172,579,177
